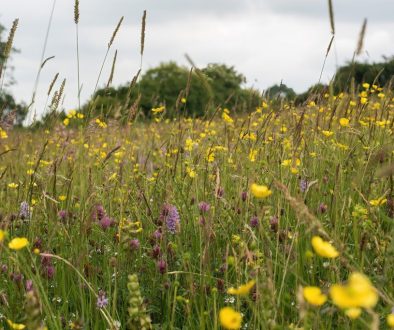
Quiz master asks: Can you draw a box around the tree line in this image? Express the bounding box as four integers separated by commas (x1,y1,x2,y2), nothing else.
1,21,393,125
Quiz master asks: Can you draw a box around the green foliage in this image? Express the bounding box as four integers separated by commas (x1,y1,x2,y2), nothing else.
333,57,394,92
264,83,296,101
0,91,28,126
139,62,210,117
84,62,262,120
295,83,329,105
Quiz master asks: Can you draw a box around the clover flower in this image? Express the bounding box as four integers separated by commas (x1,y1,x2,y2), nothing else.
96,290,109,309
19,201,30,220
161,203,180,234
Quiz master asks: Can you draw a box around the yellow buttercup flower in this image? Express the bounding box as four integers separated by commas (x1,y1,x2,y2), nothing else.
250,184,272,198
339,118,349,127
222,112,234,125
0,229,5,242
369,197,387,206
303,286,327,306
151,106,165,114
7,319,26,330
227,280,256,296
322,130,334,137
8,182,19,189
8,237,29,250
345,308,362,319
387,313,394,327
219,307,242,330
330,272,378,309
311,236,339,258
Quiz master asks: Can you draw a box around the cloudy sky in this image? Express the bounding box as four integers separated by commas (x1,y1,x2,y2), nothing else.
1,0,394,117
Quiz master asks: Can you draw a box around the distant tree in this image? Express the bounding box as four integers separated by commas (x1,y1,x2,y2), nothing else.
295,83,329,105
138,62,210,117
264,84,296,101
85,62,261,119
202,64,245,105
333,57,394,92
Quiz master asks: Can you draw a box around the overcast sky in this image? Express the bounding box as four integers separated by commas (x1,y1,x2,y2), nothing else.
1,0,394,117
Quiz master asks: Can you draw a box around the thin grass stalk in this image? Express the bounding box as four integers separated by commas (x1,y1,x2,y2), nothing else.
75,0,81,110
28,0,57,123
0,18,19,92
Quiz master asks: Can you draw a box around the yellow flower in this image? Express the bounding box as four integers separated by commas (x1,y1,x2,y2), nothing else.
345,308,362,319
7,319,26,329
339,118,349,127
222,112,234,125
369,197,387,206
362,83,370,89
322,130,334,137
227,280,256,296
58,195,67,201
8,237,29,250
181,97,187,104
248,149,257,162
387,314,394,328
219,307,242,330
63,118,70,126
281,159,292,167
250,184,272,198
329,272,378,309
151,106,165,114
0,128,8,139
0,229,5,242
8,182,19,189
303,286,327,306
311,236,339,258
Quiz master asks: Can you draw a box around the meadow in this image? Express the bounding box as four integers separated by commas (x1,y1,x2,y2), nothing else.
1,2,394,329
1,85,394,329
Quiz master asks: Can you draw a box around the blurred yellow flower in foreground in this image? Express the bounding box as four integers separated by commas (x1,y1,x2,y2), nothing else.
387,313,394,327
311,236,339,258
8,237,29,250
303,286,327,306
7,319,26,329
250,184,272,198
8,182,19,189
344,308,362,319
0,229,5,242
330,272,378,309
219,307,242,330
227,280,256,296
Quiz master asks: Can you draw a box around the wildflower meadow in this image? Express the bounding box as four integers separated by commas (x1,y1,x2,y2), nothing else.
1,1,394,329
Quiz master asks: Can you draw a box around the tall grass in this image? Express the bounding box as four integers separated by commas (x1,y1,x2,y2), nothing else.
0,3,394,330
